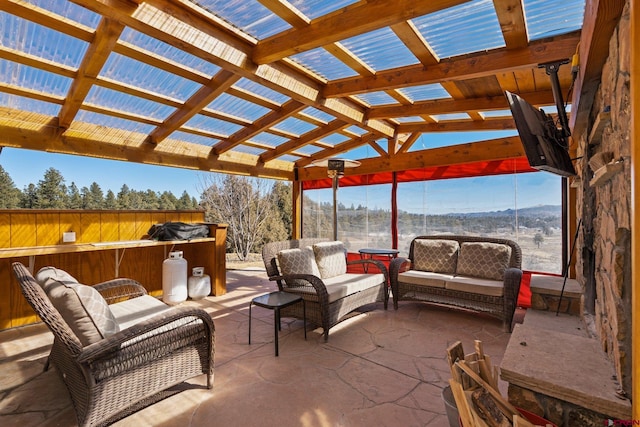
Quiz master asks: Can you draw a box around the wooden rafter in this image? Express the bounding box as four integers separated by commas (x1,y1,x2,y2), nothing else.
493,0,529,49
296,133,380,168
397,117,515,133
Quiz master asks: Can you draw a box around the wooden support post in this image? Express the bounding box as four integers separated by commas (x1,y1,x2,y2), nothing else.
211,223,227,296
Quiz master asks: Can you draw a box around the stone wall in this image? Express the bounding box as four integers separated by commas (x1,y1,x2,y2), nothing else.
575,1,632,396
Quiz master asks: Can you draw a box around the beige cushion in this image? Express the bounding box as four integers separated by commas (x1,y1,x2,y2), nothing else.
277,247,321,286
445,276,504,297
413,239,459,274
110,294,171,330
313,241,347,279
456,242,511,281
397,270,451,288
46,281,119,346
35,266,78,288
322,273,384,303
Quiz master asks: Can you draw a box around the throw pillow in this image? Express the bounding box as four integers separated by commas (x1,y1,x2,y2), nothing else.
35,266,78,289
413,239,459,274
456,242,512,281
277,247,321,286
46,280,119,346
313,241,347,279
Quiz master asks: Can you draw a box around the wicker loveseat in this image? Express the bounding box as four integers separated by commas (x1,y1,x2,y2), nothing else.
12,262,215,427
262,239,388,341
389,235,522,331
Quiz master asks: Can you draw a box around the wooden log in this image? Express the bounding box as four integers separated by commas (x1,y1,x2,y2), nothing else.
457,361,522,419
449,379,477,427
472,388,512,427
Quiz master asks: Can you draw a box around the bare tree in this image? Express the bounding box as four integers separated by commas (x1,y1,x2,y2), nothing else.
199,174,273,261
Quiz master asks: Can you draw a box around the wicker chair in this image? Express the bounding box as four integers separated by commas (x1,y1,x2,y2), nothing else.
12,262,215,427
262,239,388,341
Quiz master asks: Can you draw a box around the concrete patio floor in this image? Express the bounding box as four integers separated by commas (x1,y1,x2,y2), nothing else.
0,268,519,427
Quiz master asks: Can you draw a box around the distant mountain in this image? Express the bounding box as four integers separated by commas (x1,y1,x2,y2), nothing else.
445,205,561,218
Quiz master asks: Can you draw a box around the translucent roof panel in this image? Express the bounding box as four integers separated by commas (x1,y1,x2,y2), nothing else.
191,0,290,39
184,114,243,137
232,79,290,106
290,48,359,81
232,145,264,156
344,125,368,136
101,54,200,101
76,110,156,134
397,84,452,102
0,60,71,96
413,0,505,58
291,0,359,20
250,132,289,147
0,93,60,116
524,0,585,41
26,0,102,28
271,117,317,137
299,107,336,124
207,93,271,122
354,91,399,107
319,133,349,145
341,27,418,71
85,87,176,121
170,131,220,146
481,109,512,118
294,144,325,156
119,28,221,78
1,12,89,68
432,113,471,121
278,154,302,162
395,116,426,123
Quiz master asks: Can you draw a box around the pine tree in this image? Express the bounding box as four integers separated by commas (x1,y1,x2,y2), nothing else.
0,165,21,208
67,182,83,209
117,184,132,209
34,168,68,208
104,190,117,209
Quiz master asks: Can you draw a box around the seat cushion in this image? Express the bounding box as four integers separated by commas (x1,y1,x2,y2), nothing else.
322,273,384,303
445,276,504,297
456,242,511,281
313,241,347,279
397,270,452,288
412,239,459,274
45,280,119,346
109,294,171,330
277,246,321,286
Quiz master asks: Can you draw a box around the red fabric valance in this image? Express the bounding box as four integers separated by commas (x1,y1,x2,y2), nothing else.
302,157,537,190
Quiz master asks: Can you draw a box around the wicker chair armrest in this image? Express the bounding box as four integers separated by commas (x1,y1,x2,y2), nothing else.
269,274,330,307
503,267,523,304
93,278,148,304
77,306,214,364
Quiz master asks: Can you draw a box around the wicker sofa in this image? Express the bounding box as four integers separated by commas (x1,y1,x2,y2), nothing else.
389,235,523,331
12,262,215,427
262,239,388,341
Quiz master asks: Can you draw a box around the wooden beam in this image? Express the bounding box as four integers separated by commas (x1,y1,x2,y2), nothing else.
397,117,515,133
213,100,307,155
397,132,422,154
631,0,639,419
0,46,77,79
258,0,309,27
324,32,581,97
390,20,440,66
149,70,240,144
297,135,525,180
252,0,467,64
569,0,626,139
493,0,528,49
0,106,293,180
295,133,380,168
368,90,556,118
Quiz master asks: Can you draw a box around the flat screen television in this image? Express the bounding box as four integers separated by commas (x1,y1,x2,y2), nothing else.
505,90,576,177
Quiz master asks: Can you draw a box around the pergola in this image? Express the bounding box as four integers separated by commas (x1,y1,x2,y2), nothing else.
1,0,640,419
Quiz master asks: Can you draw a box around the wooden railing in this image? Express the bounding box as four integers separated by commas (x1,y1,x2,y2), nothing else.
0,210,227,330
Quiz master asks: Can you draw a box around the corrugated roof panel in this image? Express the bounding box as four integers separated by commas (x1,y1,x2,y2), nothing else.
207,93,271,121
397,84,451,102
170,131,220,146
291,0,359,20
184,114,243,136
344,125,368,136
1,12,89,68
75,110,156,133
524,0,585,41
119,28,221,77
100,53,200,101
413,0,505,59
232,145,264,156
432,113,471,121
341,27,418,71
295,144,325,156
481,109,511,118
0,93,60,115
232,79,290,105
319,133,349,145
300,107,336,123
0,60,71,96
191,0,290,39
290,48,359,81
395,116,426,123
85,86,176,120
26,0,101,28
250,132,288,146
277,154,302,162
354,91,398,107
271,117,317,136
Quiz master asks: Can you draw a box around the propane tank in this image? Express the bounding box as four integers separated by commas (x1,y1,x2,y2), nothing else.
188,267,211,300
162,251,188,304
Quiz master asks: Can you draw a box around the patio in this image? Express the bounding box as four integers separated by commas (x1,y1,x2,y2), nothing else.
1,266,521,427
